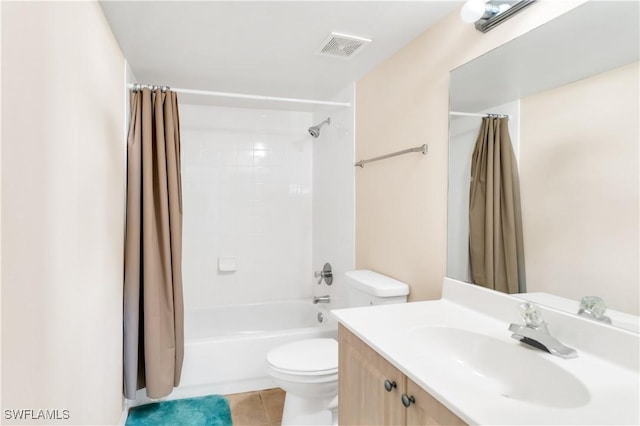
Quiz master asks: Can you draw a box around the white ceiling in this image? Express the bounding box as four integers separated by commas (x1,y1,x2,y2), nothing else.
100,1,460,104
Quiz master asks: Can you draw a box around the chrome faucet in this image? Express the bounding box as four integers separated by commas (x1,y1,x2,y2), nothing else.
313,295,331,304
577,296,612,324
508,303,578,359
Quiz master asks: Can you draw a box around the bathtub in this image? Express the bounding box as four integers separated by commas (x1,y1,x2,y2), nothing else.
177,300,337,397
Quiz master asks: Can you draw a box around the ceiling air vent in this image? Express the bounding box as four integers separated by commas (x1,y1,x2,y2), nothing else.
317,32,372,59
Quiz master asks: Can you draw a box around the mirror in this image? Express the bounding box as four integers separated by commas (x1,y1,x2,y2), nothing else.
447,2,640,324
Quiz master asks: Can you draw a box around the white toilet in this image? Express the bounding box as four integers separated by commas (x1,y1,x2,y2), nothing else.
266,270,409,425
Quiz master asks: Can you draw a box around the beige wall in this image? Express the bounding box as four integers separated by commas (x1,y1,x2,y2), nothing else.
356,1,585,302
1,2,125,424
520,62,639,315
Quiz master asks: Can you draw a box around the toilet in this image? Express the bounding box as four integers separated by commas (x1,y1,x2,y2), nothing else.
266,270,409,425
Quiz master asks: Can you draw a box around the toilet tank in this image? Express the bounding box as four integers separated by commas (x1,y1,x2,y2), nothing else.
345,270,409,306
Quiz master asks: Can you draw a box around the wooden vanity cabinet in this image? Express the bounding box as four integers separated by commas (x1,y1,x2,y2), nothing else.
338,324,466,426
405,378,466,426
338,324,406,425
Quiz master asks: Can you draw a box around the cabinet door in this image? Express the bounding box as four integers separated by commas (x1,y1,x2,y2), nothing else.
405,378,466,426
338,325,406,426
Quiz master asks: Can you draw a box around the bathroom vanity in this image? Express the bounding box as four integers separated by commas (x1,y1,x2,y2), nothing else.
338,324,464,425
332,278,640,425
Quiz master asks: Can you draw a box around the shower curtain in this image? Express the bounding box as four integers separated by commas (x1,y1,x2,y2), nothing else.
123,87,184,399
469,117,525,294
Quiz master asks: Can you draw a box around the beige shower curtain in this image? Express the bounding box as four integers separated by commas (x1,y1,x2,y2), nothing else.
123,87,184,399
469,117,525,294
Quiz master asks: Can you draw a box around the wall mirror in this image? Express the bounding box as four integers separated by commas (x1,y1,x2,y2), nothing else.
447,1,640,327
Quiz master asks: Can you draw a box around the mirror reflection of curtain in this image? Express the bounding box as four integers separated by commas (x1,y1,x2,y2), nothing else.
469,117,525,294
123,88,184,399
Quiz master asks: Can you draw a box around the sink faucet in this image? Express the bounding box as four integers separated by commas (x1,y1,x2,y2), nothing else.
508,303,578,359
577,296,612,324
313,295,331,304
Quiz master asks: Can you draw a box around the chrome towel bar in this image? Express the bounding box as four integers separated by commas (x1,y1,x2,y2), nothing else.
354,144,428,168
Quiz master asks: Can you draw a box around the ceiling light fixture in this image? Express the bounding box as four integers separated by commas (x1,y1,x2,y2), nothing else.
461,0,537,32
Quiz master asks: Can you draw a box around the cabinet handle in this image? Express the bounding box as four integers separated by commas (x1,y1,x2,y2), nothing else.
401,394,416,407
383,380,397,392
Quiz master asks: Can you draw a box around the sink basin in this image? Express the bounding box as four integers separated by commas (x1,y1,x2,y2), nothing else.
409,326,590,408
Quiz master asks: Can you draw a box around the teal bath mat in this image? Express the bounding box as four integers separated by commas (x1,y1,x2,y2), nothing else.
125,394,232,426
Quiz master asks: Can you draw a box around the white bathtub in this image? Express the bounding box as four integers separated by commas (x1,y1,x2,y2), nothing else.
178,300,337,397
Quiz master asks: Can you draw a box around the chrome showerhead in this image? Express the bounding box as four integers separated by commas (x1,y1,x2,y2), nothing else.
308,117,331,138
308,126,321,138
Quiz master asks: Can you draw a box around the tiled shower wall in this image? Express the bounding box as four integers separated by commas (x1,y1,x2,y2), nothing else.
180,104,314,309
312,86,356,308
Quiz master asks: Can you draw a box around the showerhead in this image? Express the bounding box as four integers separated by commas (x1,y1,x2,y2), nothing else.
308,126,321,138
308,117,331,138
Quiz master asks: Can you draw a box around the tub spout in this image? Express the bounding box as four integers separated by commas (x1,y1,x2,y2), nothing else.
313,295,331,304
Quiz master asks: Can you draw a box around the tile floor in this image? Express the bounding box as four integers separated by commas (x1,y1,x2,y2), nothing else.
225,388,285,426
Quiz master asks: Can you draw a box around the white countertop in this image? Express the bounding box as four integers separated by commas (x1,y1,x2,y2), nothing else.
331,278,640,425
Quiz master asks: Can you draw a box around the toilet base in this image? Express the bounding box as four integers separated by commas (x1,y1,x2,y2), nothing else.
281,392,333,426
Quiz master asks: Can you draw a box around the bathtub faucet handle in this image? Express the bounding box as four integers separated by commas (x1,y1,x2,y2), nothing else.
314,262,333,285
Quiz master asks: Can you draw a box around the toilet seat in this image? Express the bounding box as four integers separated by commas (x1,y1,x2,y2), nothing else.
267,338,338,376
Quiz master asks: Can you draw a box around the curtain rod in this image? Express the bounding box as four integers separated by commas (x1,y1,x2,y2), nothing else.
128,83,351,108
449,111,510,118
355,144,428,168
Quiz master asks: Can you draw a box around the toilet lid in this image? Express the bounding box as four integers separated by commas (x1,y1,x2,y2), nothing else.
267,338,338,375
